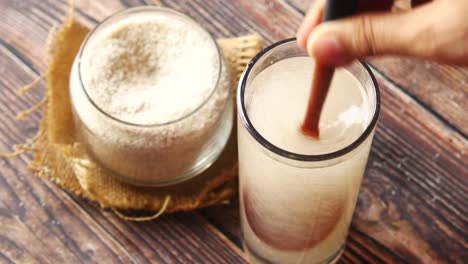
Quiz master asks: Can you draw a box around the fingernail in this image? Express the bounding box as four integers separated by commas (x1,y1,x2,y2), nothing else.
309,34,351,66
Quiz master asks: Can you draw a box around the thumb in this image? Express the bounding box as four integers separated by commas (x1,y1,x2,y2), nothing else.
306,3,437,66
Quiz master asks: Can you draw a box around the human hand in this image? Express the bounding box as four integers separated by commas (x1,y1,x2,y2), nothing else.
297,0,468,66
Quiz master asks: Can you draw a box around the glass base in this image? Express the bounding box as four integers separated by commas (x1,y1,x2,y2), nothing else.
243,242,344,264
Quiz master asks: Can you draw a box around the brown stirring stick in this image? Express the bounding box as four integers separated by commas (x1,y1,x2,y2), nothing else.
300,65,335,138
300,0,358,139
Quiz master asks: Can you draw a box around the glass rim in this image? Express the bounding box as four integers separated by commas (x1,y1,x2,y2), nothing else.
76,6,223,127
237,38,381,162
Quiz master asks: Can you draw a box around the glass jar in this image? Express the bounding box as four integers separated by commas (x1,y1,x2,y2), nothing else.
69,7,233,186
237,39,380,263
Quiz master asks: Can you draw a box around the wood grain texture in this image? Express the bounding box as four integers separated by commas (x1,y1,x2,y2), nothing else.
285,0,468,136
0,0,466,263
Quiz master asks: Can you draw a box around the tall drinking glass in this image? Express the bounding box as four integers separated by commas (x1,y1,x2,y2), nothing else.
237,38,380,264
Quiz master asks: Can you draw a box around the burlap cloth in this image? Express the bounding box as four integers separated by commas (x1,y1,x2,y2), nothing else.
2,10,262,219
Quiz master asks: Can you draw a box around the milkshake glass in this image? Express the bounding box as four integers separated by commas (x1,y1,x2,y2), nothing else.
237,38,380,264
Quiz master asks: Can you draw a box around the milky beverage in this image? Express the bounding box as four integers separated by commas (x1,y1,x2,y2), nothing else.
238,57,373,263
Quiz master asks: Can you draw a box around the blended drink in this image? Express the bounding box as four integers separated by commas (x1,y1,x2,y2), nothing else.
237,40,379,264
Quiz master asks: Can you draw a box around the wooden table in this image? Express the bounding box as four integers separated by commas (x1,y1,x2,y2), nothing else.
0,0,466,263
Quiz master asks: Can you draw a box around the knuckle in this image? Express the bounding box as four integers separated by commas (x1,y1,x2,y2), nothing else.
356,15,379,56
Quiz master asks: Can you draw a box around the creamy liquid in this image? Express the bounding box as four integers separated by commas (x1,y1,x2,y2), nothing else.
238,57,373,263
247,57,369,155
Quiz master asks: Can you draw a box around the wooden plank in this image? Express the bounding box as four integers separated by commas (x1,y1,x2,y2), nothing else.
0,0,54,73
75,202,247,264
0,48,135,263
201,202,243,247
368,58,467,135
284,0,468,135
0,5,247,260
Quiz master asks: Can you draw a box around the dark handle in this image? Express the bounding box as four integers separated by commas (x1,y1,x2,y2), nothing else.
322,0,358,22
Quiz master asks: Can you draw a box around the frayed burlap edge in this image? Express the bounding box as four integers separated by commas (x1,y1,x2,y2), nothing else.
1,7,262,219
